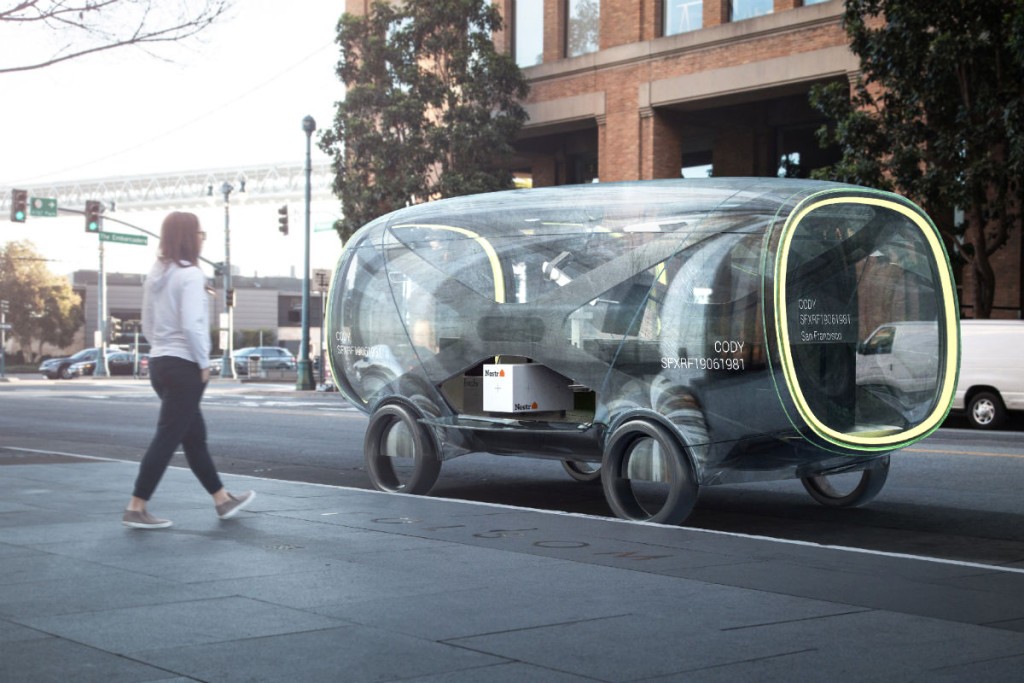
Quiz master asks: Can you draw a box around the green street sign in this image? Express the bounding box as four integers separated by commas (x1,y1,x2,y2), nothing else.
99,231,148,246
29,197,57,217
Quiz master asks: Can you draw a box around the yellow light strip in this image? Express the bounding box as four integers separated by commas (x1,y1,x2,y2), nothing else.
775,195,959,448
390,223,506,304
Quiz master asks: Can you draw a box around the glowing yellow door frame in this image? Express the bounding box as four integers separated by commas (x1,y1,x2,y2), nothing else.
774,195,960,449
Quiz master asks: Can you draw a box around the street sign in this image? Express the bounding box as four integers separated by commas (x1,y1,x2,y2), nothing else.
29,197,57,217
313,268,331,292
98,231,148,246
314,221,335,233
0,323,12,331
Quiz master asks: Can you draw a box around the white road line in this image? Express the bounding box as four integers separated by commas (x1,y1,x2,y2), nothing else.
3,444,1024,576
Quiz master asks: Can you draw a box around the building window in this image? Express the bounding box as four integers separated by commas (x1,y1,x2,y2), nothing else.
730,0,773,22
664,0,703,36
566,0,599,58
515,0,544,67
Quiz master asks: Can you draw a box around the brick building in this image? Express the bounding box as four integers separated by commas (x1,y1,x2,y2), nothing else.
500,0,846,185
341,0,1022,318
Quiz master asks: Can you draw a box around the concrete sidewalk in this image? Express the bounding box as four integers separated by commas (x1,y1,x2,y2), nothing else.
1,456,1023,682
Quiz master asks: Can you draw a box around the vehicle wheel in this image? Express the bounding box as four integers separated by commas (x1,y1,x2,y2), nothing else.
364,402,441,495
601,419,698,525
801,456,890,508
967,391,1006,430
561,460,601,483
59,364,72,380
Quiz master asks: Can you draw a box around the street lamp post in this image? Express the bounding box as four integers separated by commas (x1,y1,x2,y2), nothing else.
220,181,237,379
296,115,316,390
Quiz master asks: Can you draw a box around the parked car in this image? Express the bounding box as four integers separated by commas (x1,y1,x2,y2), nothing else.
209,346,296,376
70,351,149,378
39,347,102,380
953,320,1024,429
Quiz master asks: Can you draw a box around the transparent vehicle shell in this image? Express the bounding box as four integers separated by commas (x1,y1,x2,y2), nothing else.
326,178,960,524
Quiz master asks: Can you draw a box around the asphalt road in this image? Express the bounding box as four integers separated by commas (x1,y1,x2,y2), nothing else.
2,375,1023,567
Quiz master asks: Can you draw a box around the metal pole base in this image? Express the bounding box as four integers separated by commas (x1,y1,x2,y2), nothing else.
295,359,315,390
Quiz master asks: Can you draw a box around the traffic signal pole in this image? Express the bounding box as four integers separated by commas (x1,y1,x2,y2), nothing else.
95,237,109,377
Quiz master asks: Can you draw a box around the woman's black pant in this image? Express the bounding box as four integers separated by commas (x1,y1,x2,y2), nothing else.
133,355,223,501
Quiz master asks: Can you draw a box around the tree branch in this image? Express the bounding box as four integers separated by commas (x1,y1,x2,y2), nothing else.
0,0,232,74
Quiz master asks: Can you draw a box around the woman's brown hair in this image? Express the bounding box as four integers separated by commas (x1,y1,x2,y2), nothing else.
159,211,202,265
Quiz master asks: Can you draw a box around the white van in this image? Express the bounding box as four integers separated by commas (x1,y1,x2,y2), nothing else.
857,321,939,401
954,320,1024,429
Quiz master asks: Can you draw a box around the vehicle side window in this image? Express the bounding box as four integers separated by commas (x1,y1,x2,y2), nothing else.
861,327,895,355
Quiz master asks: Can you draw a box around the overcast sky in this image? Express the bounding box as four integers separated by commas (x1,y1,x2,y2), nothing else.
2,0,346,278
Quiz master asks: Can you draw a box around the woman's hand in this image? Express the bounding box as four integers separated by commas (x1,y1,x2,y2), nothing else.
201,367,211,384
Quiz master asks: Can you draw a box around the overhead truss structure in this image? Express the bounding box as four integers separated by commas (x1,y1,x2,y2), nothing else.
2,162,336,216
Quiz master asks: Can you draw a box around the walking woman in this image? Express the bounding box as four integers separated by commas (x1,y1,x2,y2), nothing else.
123,211,253,529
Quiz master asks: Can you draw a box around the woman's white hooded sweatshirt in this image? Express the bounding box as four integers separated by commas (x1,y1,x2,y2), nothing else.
142,260,211,369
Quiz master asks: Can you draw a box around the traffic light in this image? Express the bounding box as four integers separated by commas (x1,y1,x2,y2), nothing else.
108,316,122,342
85,200,102,233
10,189,27,223
277,205,289,235
226,288,236,307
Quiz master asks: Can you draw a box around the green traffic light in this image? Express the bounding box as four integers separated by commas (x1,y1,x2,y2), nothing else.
88,221,98,232
15,211,25,221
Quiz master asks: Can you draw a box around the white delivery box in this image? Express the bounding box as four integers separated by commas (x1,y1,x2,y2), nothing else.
483,364,573,413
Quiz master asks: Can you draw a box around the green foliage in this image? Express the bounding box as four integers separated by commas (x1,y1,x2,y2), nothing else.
811,0,1024,317
320,0,529,243
0,241,83,358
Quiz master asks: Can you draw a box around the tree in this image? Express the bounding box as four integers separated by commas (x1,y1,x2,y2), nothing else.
319,0,529,243
811,0,1024,318
0,241,83,359
0,0,232,74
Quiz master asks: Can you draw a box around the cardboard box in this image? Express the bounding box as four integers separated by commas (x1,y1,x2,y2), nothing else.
482,364,573,413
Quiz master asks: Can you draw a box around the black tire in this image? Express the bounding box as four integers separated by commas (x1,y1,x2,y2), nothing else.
601,419,698,525
561,460,602,483
59,364,72,380
967,391,1006,430
364,402,441,495
801,456,890,508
